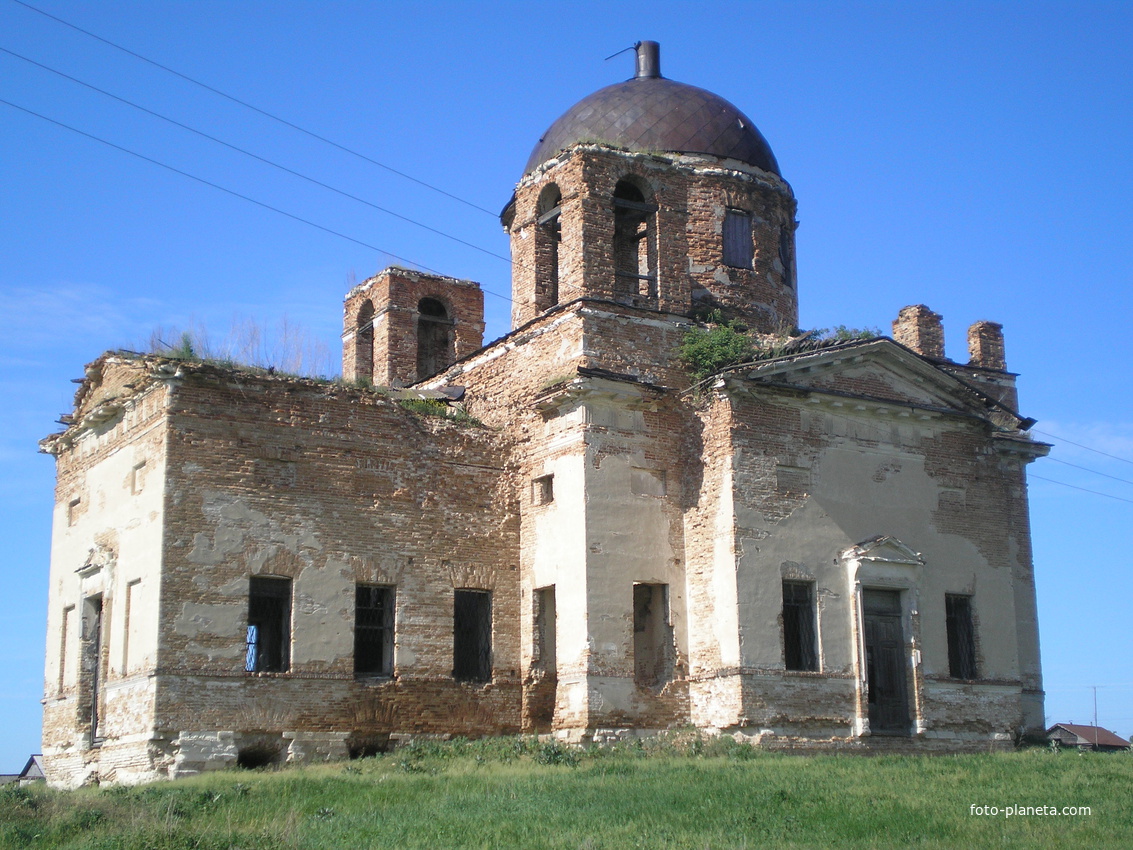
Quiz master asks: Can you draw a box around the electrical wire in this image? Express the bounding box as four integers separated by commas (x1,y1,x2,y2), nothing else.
1,79,597,330
17,4,1132,486
701,359,1132,506
0,45,515,267
1044,456,1133,487
1,44,596,303
1028,474,1133,504
11,16,1130,468
818,402,1133,505
11,84,1133,505
9,0,500,217
1032,428,1133,467
0,96,516,306
1046,682,1133,691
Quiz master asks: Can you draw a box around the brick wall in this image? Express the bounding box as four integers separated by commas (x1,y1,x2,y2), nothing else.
893,305,945,359
154,365,520,746
342,267,484,386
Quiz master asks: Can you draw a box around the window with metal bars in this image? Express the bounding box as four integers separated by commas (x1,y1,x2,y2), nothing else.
245,576,291,673
945,594,977,679
723,209,754,269
355,585,395,677
782,580,818,672
453,589,492,682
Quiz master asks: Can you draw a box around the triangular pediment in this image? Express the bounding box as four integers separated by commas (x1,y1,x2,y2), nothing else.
735,338,997,420
842,535,925,566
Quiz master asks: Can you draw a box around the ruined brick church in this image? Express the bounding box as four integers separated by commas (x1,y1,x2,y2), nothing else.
41,42,1048,786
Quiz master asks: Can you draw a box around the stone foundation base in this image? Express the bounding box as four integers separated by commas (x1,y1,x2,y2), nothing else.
49,723,1019,786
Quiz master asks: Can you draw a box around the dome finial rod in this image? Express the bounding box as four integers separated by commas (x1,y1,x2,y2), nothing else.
634,41,661,79
604,44,636,61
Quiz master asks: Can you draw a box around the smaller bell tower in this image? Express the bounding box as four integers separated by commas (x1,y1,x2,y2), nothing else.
342,267,484,387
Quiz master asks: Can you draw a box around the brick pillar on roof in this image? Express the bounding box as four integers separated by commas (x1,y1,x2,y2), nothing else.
967,321,1006,370
892,305,945,359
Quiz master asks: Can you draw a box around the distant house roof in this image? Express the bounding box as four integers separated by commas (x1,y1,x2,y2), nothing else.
1,755,45,785
1047,724,1131,749
19,755,45,781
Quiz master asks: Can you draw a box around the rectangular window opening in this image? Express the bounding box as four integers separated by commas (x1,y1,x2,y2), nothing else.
946,594,977,680
783,580,818,672
67,498,80,527
453,589,492,683
532,474,554,506
534,586,557,674
59,604,74,694
82,595,104,744
723,209,754,269
246,576,291,673
630,467,666,498
130,461,147,495
355,584,395,677
779,224,794,287
122,578,141,673
633,583,673,687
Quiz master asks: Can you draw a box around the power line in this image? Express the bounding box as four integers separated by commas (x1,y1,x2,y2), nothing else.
736,379,1133,506
812,403,1133,505
1029,474,1133,504
0,45,514,267
1033,428,1133,467
803,394,1130,505
1046,682,1133,691
11,80,1133,503
1,40,593,302
1044,456,1133,487
9,0,499,217
2,47,594,305
0,96,515,306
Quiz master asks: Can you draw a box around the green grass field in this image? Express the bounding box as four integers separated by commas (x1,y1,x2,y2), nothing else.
3,736,1130,849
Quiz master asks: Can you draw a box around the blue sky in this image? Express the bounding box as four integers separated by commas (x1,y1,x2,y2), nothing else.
2,0,1131,770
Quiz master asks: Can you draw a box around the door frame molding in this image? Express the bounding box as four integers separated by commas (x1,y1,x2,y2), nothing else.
841,536,926,737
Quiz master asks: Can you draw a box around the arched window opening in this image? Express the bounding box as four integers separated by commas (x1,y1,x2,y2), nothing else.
355,300,375,382
416,297,452,380
536,185,563,310
613,179,658,305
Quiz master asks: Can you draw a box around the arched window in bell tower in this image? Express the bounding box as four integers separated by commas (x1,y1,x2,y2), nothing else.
613,179,658,306
536,184,563,311
416,297,452,380
354,300,375,382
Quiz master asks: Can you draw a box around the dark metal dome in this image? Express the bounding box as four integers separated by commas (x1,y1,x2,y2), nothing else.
523,42,780,177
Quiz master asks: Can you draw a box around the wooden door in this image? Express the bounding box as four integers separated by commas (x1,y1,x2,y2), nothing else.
863,590,909,734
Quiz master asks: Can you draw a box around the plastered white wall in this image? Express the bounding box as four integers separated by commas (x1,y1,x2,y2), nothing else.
734,422,1021,681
